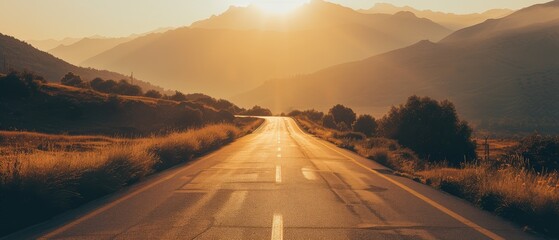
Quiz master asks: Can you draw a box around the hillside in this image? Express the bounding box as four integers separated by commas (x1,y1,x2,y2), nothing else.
49,37,133,65
0,72,237,136
0,33,166,93
360,3,513,30
235,0,559,133
82,0,450,97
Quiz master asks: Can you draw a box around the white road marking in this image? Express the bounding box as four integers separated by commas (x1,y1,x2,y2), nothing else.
277,154,282,158
288,118,505,240
271,213,284,240
276,166,282,183
277,147,281,151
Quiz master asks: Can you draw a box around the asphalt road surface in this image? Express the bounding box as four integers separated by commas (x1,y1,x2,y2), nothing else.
7,117,539,240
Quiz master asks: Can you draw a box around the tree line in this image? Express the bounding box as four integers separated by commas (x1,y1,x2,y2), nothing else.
289,96,476,166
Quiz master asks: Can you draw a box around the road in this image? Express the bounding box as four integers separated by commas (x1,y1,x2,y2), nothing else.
7,117,538,240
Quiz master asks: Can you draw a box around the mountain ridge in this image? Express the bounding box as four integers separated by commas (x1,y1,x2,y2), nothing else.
82,0,451,97
234,0,559,133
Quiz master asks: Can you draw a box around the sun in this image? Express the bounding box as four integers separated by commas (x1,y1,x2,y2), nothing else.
252,0,310,14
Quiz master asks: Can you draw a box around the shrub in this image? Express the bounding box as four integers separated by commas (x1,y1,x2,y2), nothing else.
60,72,83,87
169,91,187,101
322,114,337,129
302,109,324,121
242,105,273,116
380,96,476,165
0,72,30,100
144,90,163,99
288,110,303,117
514,135,559,172
335,132,366,141
328,104,356,127
353,114,377,137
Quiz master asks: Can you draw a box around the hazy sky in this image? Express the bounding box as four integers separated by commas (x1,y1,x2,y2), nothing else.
0,0,550,40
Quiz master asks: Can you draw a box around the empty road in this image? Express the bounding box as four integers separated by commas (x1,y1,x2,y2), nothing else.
8,117,537,240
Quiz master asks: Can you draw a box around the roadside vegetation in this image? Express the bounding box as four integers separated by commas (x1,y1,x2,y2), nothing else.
290,96,559,237
0,70,265,236
0,118,263,237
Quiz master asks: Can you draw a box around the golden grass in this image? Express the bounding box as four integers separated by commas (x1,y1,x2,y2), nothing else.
0,119,263,236
0,131,122,155
294,116,559,236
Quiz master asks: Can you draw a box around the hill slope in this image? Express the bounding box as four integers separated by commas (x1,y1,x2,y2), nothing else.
360,3,513,30
0,33,166,93
235,0,559,133
0,72,236,136
82,0,450,97
49,37,133,65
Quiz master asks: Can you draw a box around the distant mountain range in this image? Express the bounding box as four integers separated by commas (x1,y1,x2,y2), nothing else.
27,37,82,52
360,3,513,31
81,0,451,97
235,0,559,133
48,37,134,66
0,33,167,93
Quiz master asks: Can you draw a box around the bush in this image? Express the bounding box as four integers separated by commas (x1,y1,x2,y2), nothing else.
60,72,83,87
514,135,559,172
0,72,30,100
89,78,143,96
329,104,356,127
169,91,187,101
353,114,377,137
380,96,476,165
322,114,337,129
335,132,366,140
144,90,163,99
242,105,273,116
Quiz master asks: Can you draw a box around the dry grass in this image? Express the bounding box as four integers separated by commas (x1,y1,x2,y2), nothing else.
474,138,519,159
0,119,263,236
0,131,122,155
294,116,559,237
419,162,559,235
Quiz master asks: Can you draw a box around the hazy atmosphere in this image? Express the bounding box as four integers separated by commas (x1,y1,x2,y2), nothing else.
2,0,559,239
0,0,549,40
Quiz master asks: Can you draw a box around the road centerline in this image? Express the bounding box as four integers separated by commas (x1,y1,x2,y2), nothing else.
288,118,505,240
271,213,284,240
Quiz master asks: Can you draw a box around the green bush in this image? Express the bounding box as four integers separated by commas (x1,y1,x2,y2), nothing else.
380,96,476,165
353,114,377,137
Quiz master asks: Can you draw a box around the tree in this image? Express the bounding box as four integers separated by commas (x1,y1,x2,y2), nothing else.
329,104,356,127
515,135,559,172
116,79,142,96
170,91,187,101
353,114,377,137
144,90,163,99
60,72,83,87
243,105,272,116
380,96,476,165
322,114,337,129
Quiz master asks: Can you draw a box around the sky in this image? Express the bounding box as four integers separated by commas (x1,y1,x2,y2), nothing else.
0,0,550,40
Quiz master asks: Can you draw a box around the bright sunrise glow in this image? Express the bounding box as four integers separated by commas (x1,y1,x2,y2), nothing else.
252,0,310,14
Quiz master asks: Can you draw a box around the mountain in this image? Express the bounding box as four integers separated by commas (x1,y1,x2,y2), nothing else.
49,37,134,65
82,0,450,97
235,0,559,133
26,37,82,52
47,28,175,66
360,3,513,30
0,33,166,93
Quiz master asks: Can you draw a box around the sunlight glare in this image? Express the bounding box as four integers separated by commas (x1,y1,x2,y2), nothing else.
252,0,310,14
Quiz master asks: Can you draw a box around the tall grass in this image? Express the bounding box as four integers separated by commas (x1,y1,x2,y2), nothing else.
0,120,261,236
419,160,559,236
294,116,559,237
